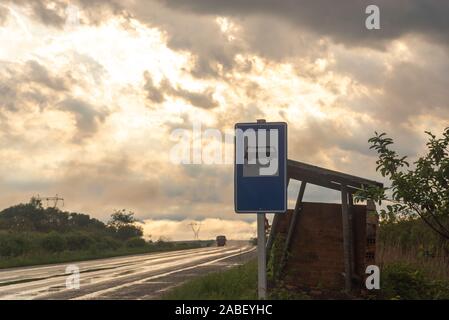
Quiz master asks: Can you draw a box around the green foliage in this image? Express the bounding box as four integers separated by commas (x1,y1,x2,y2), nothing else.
355,127,449,240
108,209,137,227
94,237,122,251
0,199,209,269
163,259,311,300
0,233,33,257
65,233,94,251
115,224,143,240
381,262,449,300
267,234,285,282
155,237,175,249
378,216,449,252
41,232,66,253
0,236,209,269
108,209,143,240
126,237,147,248
0,199,108,233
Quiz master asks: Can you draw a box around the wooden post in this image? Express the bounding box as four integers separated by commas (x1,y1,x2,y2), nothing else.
348,193,354,206
285,181,307,251
266,214,279,254
341,185,353,292
280,181,307,273
348,193,355,276
367,199,376,212
266,178,291,254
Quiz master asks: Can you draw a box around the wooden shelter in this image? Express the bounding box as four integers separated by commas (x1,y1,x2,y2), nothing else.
267,159,383,292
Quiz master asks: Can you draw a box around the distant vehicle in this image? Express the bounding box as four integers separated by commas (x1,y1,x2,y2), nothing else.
216,235,227,246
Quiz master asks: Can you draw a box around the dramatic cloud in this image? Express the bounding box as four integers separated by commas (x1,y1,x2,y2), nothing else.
26,60,69,92
143,71,165,104
58,98,110,141
143,72,219,109
0,0,448,240
0,60,66,112
160,0,449,48
169,86,217,109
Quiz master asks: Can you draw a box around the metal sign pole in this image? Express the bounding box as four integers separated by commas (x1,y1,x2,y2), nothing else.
235,120,287,300
257,213,267,299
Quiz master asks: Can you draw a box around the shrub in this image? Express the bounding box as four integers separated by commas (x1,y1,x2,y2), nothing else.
381,262,449,299
0,234,33,257
115,225,144,241
267,234,286,282
92,237,122,251
41,232,66,253
65,233,94,251
102,237,122,250
126,237,147,248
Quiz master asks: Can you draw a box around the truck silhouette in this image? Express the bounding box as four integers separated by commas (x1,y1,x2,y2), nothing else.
216,235,227,246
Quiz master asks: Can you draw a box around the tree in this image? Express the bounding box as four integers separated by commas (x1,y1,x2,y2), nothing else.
355,127,449,240
30,197,43,210
108,209,143,240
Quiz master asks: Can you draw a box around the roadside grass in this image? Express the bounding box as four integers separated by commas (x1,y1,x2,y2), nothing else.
0,241,212,270
163,259,312,300
378,261,449,300
375,243,449,300
378,242,449,281
163,260,258,300
162,256,449,300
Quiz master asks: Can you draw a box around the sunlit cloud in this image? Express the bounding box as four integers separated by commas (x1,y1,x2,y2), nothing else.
0,0,448,239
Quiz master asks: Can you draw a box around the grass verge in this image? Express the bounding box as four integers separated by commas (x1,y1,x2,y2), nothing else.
163,257,449,300
0,241,211,270
163,260,258,300
378,262,449,300
162,259,310,300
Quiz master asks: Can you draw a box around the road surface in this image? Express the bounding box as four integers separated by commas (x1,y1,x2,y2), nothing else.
0,244,256,300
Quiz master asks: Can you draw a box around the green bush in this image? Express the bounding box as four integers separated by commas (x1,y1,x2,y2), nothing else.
0,234,33,257
267,234,286,281
154,239,175,250
65,233,94,251
381,262,449,299
115,225,144,241
100,237,122,250
126,237,147,248
41,232,66,253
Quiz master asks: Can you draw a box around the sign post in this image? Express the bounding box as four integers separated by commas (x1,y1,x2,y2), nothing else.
234,119,287,300
257,213,267,299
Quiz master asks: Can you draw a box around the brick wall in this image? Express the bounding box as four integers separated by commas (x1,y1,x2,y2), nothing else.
272,202,374,290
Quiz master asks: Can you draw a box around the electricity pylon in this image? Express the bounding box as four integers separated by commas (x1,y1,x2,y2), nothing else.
188,222,202,240
36,194,64,209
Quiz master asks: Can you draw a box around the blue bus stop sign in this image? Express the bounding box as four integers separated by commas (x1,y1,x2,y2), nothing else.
234,121,287,213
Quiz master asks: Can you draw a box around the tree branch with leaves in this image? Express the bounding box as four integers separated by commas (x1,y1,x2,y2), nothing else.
355,127,449,241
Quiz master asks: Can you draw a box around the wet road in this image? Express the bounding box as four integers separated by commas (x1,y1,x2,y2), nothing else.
0,244,256,300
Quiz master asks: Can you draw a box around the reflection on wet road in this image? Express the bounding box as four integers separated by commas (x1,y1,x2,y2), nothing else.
0,244,256,300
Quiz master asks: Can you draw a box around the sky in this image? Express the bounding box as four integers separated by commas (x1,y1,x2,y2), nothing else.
0,0,448,240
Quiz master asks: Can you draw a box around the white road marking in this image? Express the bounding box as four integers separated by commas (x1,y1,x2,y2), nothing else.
73,246,256,300
0,245,255,300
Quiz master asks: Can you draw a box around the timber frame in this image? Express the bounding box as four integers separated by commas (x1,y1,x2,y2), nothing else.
266,159,383,292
